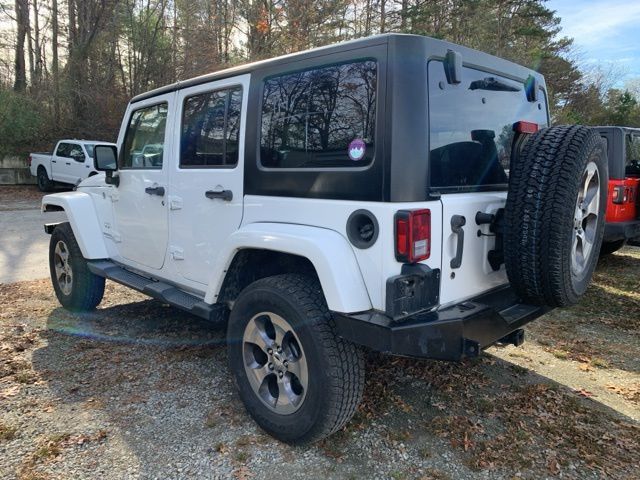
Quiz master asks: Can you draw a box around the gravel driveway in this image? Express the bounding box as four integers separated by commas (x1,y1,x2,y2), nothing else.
0,187,66,284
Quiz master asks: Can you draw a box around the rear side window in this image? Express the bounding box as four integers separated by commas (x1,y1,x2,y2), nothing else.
84,144,95,157
428,61,548,191
121,103,168,169
181,86,243,168
260,60,377,169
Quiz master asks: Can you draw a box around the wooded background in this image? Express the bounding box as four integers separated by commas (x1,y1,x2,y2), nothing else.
0,0,639,154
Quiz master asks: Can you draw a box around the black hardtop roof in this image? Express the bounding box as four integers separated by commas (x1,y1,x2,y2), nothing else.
130,33,546,104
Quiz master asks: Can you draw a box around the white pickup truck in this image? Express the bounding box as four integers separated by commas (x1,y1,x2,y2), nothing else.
30,140,116,191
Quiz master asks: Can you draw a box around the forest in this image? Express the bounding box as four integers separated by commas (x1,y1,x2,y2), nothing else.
0,0,638,155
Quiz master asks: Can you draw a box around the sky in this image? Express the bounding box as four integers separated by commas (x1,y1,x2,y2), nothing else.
548,0,640,87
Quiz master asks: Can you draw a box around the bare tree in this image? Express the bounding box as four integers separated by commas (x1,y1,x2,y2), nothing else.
13,0,28,92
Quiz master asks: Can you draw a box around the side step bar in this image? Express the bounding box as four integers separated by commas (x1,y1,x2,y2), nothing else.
87,260,227,324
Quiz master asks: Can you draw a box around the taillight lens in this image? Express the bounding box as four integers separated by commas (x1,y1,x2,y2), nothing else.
27,155,32,167
513,121,539,134
395,209,431,263
612,185,628,204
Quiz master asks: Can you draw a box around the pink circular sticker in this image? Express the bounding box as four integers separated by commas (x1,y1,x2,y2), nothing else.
348,139,366,161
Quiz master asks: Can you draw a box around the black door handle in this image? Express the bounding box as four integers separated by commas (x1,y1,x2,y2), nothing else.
66,162,71,165
450,215,466,269
145,186,165,196
52,160,56,163
205,189,233,201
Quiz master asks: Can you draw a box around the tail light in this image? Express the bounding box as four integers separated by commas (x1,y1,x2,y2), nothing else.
612,185,628,204
27,155,32,167
395,209,431,263
513,121,539,134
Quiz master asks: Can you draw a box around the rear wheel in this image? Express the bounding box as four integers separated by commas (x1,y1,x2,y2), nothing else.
37,167,54,192
599,239,625,256
504,125,608,307
49,223,105,311
227,274,365,444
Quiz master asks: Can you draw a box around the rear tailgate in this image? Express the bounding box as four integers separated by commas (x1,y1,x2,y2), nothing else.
427,59,549,305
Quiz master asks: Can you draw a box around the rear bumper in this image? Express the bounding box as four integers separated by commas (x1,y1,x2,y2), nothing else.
333,286,550,361
604,220,640,242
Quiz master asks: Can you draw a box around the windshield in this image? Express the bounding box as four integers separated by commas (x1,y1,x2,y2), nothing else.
84,144,95,158
428,61,549,192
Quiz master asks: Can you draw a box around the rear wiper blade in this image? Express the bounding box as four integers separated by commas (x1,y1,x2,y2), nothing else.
469,77,520,92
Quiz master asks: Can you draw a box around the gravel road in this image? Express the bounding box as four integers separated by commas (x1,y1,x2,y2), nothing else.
0,187,66,284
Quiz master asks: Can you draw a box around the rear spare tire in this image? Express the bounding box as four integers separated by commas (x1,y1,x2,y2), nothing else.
504,125,608,307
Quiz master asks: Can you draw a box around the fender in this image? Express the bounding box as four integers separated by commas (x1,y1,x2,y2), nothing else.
205,223,372,314
42,192,108,259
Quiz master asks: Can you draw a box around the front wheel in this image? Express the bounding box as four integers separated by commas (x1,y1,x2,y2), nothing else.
227,274,365,444
49,223,105,311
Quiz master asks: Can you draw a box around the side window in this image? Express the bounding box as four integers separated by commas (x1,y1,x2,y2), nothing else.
121,103,168,169
260,60,377,169
69,144,85,162
180,86,242,168
626,134,640,176
55,143,72,157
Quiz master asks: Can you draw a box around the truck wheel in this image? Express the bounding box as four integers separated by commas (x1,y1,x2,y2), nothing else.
599,239,625,256
504,125,608,307
49,222,105,311
37,166,54,192
227,274,365,444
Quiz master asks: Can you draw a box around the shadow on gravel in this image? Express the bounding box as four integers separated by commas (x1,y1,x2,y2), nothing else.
27,297,640,479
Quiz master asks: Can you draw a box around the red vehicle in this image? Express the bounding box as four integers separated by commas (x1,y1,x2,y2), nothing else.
597,126,640,254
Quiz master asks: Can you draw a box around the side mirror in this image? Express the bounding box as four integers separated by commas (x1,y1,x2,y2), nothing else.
94,145,119,186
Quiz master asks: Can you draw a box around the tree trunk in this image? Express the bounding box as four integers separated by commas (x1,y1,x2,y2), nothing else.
32,0,43,86
13,0,28,92
52,0,60,125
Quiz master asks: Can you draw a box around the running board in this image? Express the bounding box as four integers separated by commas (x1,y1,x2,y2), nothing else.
87,260,227,323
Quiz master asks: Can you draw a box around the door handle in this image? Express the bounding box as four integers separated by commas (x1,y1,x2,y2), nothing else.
66,162,71,166
205,189,233,201
145,185,165,196
450,215,466,269
52,160,56,163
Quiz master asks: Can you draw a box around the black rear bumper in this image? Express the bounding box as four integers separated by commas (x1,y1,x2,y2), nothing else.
333,286,550,361
604,220,640,242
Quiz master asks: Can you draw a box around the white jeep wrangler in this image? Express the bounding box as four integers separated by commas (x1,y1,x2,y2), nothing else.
42,34,608,444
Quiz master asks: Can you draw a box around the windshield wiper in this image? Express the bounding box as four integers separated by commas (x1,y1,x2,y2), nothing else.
469,77,520,92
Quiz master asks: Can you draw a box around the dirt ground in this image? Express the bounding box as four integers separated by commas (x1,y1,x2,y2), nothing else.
1,246,639,479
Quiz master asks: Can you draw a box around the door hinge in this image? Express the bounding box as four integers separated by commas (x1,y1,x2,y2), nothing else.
103,226,122,243
168,195,183,210
169,246,184,260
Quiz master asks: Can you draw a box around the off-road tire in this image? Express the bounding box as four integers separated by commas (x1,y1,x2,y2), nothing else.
504,125,608,307
599,239,625,256
37,166,54,192
49,222,105,311
227,274,365,445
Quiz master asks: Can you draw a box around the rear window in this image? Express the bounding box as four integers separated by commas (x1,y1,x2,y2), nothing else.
260,60,377,169
428,61,548,191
